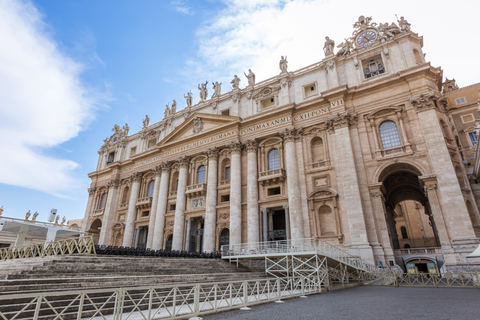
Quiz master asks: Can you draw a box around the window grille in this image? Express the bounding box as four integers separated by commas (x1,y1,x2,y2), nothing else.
197,165,206,184
268,148,280,170
469,132,478,146
379,121,402,150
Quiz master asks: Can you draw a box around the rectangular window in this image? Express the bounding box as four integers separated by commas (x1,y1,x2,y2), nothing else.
148,139,156,149
106,152,115,165
220,194,230,203
261,97,275,109
130,146,137,157
141,211,149,217
303,83,318,98
221,109,230,116
225,167,231,180
455,97,467,105
469,132,478,146
267,187,281,196
362,55,386,79
169,204,176,211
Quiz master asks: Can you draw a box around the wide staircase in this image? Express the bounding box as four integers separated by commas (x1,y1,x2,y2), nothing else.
0,254,268,319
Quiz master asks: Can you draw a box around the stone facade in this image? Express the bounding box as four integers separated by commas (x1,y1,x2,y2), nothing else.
83,16,480,272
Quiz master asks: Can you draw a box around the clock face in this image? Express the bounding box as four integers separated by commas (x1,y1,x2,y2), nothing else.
357,31,377,47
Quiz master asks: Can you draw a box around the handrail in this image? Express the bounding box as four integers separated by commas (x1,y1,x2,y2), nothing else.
0,235,96,260
221,238,376,272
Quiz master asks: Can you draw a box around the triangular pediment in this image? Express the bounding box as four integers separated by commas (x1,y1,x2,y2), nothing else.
158,113,240,146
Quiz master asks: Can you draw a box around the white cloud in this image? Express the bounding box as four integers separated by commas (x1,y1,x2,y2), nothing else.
189,0,479,89
0,0,101,196
171,0,193,15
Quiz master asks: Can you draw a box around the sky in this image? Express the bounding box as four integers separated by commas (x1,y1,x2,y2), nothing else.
0,0,479,223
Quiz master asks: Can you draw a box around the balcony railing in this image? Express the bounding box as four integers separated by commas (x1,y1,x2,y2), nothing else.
258,169,285,186
186,183,207,197
92,208,104,216
393,247,442,255
136,197,152,209
307,160,331,171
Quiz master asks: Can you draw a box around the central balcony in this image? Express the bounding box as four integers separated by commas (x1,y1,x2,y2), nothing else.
136,197,152,210
186,183,207,198
258,169,285,186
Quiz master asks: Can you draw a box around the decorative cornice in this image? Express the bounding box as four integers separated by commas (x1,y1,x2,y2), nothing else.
279,126,303,142
410,92,446,113
244,139,258,153
205,147,219,160
325,112,357,132
226,141,242,154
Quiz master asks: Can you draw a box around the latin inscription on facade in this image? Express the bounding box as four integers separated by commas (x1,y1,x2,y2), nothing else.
293,106,331,122
239,116,292,135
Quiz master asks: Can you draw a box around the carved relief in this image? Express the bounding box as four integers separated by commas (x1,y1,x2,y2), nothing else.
410,92,438,113
130,172,142,183
107,179,121,189
205,147,219,160
244,139,258,153
325,112,357,132
192,117,204,134
279,126,303,142
226,141,242,153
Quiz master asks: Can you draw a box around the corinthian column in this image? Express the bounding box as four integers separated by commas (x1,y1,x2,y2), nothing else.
228,141,243,246
245,139,260,243
98,178,121,246
152,162,171,250
280,127,304,240
81,187,97,232
146,166,163,248
204,148,219,252
172,156,190,251
122,172,142,247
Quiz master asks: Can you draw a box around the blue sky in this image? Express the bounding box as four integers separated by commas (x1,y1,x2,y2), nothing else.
1,0,479,223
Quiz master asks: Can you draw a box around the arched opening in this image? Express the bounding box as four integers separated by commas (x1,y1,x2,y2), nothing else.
221,158,231,181
379,120,402,151
98,193,106,210
188,217,204,252
267,209,286,241
219,228,229,250
318,205,335,236
378,163,440,270
70,224,79,231
170,171,179,192
121,186,130,204
196,165,206,184
165,234,173,251
147,180,155,197
310,137,325,162
89,219,102,245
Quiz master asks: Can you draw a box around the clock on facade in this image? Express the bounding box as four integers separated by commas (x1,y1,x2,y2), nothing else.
356,31,377,47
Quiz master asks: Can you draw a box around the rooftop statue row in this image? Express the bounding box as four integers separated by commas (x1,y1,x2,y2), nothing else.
324,15,412,58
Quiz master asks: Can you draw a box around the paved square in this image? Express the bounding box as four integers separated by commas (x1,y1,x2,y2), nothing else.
203,286,480,320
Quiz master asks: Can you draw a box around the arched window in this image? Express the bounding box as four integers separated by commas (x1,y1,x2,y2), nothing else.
401,226,408,239
310,137,325,162
318,205,334,236
404,244,411,248
221,158,231,181
99,193,106,209
171,171,179,191
268,148,280,170
147,180,155,197
196,165,206,184
379,121,402,150
121,186,130,204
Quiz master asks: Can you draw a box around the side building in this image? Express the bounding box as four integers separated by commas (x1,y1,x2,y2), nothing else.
82,16,480,272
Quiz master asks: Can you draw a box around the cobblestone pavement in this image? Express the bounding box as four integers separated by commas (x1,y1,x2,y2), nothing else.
202,286,480,320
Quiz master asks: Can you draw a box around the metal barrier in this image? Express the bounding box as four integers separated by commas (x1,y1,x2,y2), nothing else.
221,238,375,272
0,235,96,260
0,276,323,320
364,272,480,288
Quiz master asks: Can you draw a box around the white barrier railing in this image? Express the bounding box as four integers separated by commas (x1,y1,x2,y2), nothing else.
221,238,375,272
0,276,322,320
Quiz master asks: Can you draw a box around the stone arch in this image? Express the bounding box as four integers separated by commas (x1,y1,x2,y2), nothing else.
310,136,325,162
374,160,426,184
89,219,102,245
318,205,335,236
218,228,229,250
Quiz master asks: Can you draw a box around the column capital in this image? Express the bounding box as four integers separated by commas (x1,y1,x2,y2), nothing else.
244,139,258,153
424,183,437,194
88,187,97,195
410,92,445,113
282,204,289,210
107,178,121,189
260,207,270,214
130,172,143,183
279,126,303,142
325,112,357,132
226,141,242,154
205,147,219,160
160,161,171,173
152,165,163,176
176,156,190,168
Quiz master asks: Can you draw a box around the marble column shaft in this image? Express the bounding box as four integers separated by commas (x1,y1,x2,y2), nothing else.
81,188,96,232
172,159,189,251
152,165,171,250
283,205,291,240
185,218,192,252
282,130,304,240
146,170,162,249
262,208,268,242
246,141,260,244
98,179,120,246
204,150,218,252
369,188,394,260
229,142,242,246
123,174,141,247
